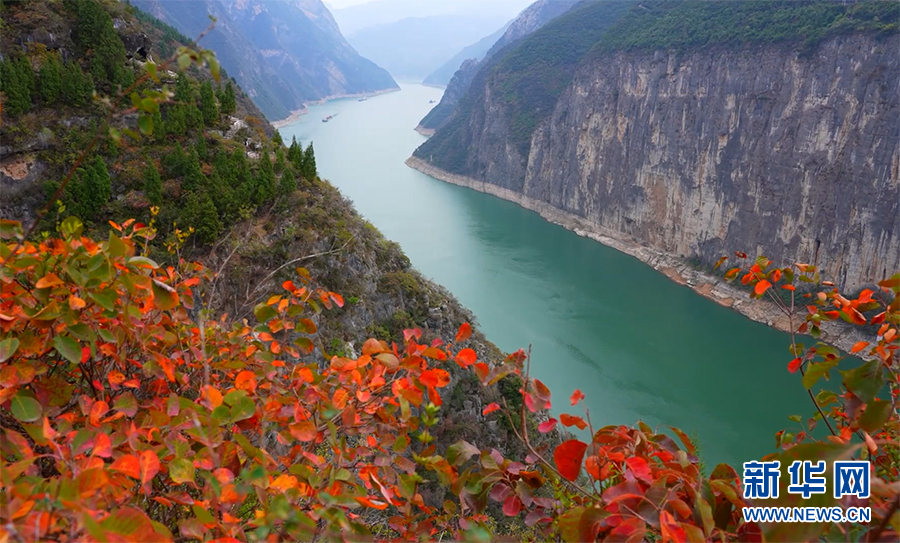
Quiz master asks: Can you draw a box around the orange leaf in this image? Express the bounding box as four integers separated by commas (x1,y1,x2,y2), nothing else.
201,385,223,409
754,280,772,295
110,454,141,479
235,370,257,393
851,341,869,354
455,322,472,343
289,421,317,442
35,273,64,289
270,474,299,492
660,510,687,543
108,371,126,387
553,440,587,481
455,348,477,367
559,413,587,430
89,401,110,427
68,296,86,310
569,389,585,406
781,284,796,291
333,388,349,409
483,402,500,415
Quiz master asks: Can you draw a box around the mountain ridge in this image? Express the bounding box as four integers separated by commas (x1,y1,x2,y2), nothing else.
132,0,398,121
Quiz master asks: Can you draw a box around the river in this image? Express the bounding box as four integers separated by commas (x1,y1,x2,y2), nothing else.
280,83,812,469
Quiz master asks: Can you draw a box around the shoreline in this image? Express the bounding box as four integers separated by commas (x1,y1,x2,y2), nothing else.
414,125,435,136
271,87,401,129
404,156,868,354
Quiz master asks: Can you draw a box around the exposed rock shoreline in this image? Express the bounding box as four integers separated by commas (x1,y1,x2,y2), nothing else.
405,156,869,355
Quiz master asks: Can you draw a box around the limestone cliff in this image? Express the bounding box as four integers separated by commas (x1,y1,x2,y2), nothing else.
415,30,900,292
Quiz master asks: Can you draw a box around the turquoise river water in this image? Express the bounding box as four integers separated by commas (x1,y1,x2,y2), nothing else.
281,83,812,468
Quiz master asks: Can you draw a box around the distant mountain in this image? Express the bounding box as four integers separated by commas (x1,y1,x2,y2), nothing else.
346,14,512,81
331,0,532,36
422,23,511,87
132,0,398,121
417,0,579,131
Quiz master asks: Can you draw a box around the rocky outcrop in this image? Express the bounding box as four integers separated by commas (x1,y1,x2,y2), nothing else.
415,33,900,293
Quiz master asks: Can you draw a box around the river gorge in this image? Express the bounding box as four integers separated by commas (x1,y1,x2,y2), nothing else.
281,83,816,469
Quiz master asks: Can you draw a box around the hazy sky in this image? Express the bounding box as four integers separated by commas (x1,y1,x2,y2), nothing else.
326,0,524,9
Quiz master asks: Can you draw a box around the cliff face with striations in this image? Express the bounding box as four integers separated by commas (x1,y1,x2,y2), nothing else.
415,30,900,292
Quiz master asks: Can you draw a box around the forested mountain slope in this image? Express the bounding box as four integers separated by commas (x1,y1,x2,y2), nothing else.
0,0,526,475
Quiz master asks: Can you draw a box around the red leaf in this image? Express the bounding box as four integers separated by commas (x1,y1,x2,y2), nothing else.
754,280,772,295
782,284,796,291
569,389,585,406
533,379,551,406
553,440,588,481
538,418,557,433
455,348,477,367
455,322,472,343
559,413,587,430
482,402,500,415
502,495,522,517
787,357,802,374
625,457,653,484
140,450,160,485
92,433,112,458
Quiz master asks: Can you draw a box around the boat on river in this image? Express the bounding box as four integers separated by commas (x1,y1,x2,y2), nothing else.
322,115,333,123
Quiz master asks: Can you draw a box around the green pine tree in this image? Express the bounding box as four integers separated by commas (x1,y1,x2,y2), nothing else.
60,61,93,107
302,142,317,181
69,156,111,222
1,57,33,115
277,169,296,197
196,135,208,160
182,148,205,192
287,136,302,169
181,189,222,244
144,162,163,206
199,81,218,126
39,53,62,104
255,149,275,204
220,81,236,114
68,0,129,87
272,130,283,147
274,147,286,174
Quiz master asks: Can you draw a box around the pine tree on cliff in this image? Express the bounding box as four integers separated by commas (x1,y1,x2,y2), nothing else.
182,189,222,244
287,136,302,167
254,149,276,204
68,0,130,88
220,81,236,115
302,142,317,180
69,156,112,222
277,169,296,197
199,81,218,126
1,57,34,115
182,148,205,192
39,54,62,104
60,60,92,107
144,162,163,206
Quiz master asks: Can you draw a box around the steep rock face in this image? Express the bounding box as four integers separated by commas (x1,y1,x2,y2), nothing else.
132,0,398,120
421,34,900,292
417,0,577,131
